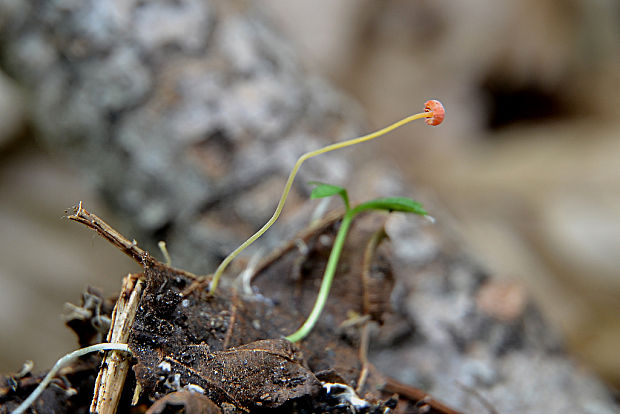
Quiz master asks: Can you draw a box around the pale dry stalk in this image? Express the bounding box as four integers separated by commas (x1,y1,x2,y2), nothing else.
90,273,144,414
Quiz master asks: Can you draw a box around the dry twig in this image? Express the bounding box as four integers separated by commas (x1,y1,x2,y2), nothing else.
90,274,145,414
66,202,151,265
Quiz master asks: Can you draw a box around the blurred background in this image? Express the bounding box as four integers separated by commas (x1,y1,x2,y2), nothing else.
1,0,619,391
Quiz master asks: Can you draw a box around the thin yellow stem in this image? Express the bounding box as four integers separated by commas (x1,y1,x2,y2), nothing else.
209,111,432,293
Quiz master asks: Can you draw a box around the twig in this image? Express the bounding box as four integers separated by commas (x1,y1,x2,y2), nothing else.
11,343,131,414
222,299,238,350
66,202,152,265
355,322,371,394
382,376,463,414
356,227,388,394
90,274,145,414
67,202,197,281
361,227,388,318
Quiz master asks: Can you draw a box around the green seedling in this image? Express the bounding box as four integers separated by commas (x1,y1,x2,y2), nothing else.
15,102,445,411
209,100,445,293
285,182,428,343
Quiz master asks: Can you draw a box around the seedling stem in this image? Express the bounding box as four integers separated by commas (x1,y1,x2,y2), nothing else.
285,190,427,343
210,102,444,294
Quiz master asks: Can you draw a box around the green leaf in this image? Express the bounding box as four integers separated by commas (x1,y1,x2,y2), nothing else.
354,197,427,216
308,181,350,210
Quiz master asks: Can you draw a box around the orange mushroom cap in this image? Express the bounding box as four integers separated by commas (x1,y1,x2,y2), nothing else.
424,100,445,126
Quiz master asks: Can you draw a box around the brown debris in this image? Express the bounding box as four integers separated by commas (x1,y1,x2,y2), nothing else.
63,286,116,347
1,205,463,413
361,227,393,323
145,391,222,414
0,357,101,413
128,258,322,411
383,377,463,414
135,339,321,411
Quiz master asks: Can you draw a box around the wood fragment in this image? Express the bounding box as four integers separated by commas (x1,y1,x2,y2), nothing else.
222,299,238,350
355,227,389,394
67,202,197,279
90,273,145,414
361,226,391,322
355,322,371,394
66,202,151,264
131,382,142,406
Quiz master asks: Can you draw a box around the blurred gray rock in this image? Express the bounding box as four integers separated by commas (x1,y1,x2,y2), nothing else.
0,70,24,149
0,0,364,273
379,212,616,413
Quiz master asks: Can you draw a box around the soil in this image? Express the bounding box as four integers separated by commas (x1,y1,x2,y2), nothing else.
0,206,459,414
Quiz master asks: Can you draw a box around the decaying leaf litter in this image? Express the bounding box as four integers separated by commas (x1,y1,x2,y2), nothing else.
0,204,461,413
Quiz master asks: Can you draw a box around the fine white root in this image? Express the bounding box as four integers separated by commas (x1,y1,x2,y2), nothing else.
11,343,131,414
310,197,332,224
235,250,264,296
